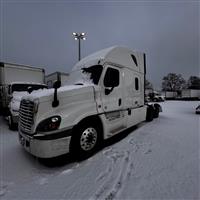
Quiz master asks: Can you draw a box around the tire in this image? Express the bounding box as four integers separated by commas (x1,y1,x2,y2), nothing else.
146,105,154,122
8,115,16,130
70,121,102,160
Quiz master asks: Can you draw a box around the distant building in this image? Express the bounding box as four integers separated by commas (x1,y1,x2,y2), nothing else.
45,72,69,88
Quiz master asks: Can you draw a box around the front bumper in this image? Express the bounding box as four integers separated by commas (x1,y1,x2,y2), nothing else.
18,128,72,158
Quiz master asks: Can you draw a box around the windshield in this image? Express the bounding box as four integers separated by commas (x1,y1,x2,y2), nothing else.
11,84,47,93
67,65,103,85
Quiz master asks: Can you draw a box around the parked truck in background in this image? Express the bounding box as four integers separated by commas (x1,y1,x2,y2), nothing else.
0,62,45,115
18,46,160,159
8,82,47,130
45,72,69,88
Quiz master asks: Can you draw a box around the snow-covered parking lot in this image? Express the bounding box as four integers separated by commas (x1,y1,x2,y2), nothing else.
0,101,199,200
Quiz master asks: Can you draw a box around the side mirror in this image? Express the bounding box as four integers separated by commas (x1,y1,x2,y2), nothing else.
105,87,114,95
53,80,61,89
27,86,33,94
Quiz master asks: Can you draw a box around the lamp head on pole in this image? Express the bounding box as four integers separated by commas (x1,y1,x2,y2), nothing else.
72,32,86,61
72,32,86,40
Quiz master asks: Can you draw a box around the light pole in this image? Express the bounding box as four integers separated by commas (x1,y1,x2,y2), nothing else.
72,32,86,61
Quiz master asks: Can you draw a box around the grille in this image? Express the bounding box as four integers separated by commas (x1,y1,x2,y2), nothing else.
19,99,34,134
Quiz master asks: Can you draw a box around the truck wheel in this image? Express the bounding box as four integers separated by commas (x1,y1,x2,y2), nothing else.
70,122,101,159
146,105,154,122
8,115,16,130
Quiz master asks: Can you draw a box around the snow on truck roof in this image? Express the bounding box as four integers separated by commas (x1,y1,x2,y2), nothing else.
73,46,145,72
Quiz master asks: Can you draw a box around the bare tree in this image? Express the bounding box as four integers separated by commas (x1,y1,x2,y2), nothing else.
187,76,200,89
145,79,153,90
162,73,186,91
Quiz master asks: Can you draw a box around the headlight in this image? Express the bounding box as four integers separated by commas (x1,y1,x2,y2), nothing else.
36,116,61,132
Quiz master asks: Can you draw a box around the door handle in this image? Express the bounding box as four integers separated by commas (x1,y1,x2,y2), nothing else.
118,98,122,106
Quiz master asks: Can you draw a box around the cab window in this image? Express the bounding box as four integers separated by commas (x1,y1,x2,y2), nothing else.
104,67,119,87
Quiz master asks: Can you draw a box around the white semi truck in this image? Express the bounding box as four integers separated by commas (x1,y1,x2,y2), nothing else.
18,46,160,159
0,62,45,115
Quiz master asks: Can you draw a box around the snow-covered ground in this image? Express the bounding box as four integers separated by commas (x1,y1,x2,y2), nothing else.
0,101,199,200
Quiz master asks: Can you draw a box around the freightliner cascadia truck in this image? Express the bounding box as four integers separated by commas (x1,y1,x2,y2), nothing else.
18,46,160,159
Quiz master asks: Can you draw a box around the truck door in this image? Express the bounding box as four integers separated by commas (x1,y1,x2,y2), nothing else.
100,65,127,137
101,65,123,112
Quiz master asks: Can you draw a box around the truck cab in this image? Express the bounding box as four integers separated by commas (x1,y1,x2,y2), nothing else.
18,46,151,159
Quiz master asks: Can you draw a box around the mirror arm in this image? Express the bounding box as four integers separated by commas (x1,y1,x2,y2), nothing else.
52,88,59,107
52,80,61,107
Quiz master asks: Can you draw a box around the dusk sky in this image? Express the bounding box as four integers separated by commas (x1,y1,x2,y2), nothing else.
0,0,199,89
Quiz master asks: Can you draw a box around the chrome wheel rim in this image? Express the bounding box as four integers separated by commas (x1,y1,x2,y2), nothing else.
80,127,97,151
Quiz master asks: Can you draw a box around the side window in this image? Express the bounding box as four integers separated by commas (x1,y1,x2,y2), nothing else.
82,65,103,85
135,77,139,90
104,67,119,87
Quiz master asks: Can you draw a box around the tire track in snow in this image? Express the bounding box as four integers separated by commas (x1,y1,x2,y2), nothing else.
93,137,153,200
104,151,131,200
95,162,113,183
96,147,124,182
128,137,152,155
91,148,125,200
92,150,133,200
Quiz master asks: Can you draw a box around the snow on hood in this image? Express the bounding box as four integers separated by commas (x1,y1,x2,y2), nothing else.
12,91,28,101
13,89,47,101
23,83,94,102
10,89,47,111
10,92,28,112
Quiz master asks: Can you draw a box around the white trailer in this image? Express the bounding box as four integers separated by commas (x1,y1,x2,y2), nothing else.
18,46,160,159
45,72,69,88
164,91,178,99
182,89,200,98
0,62,45,115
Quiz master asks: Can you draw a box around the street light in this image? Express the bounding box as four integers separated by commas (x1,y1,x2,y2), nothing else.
72,32,86,61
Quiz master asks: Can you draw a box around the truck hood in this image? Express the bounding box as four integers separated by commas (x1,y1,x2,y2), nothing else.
23,84,95,103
